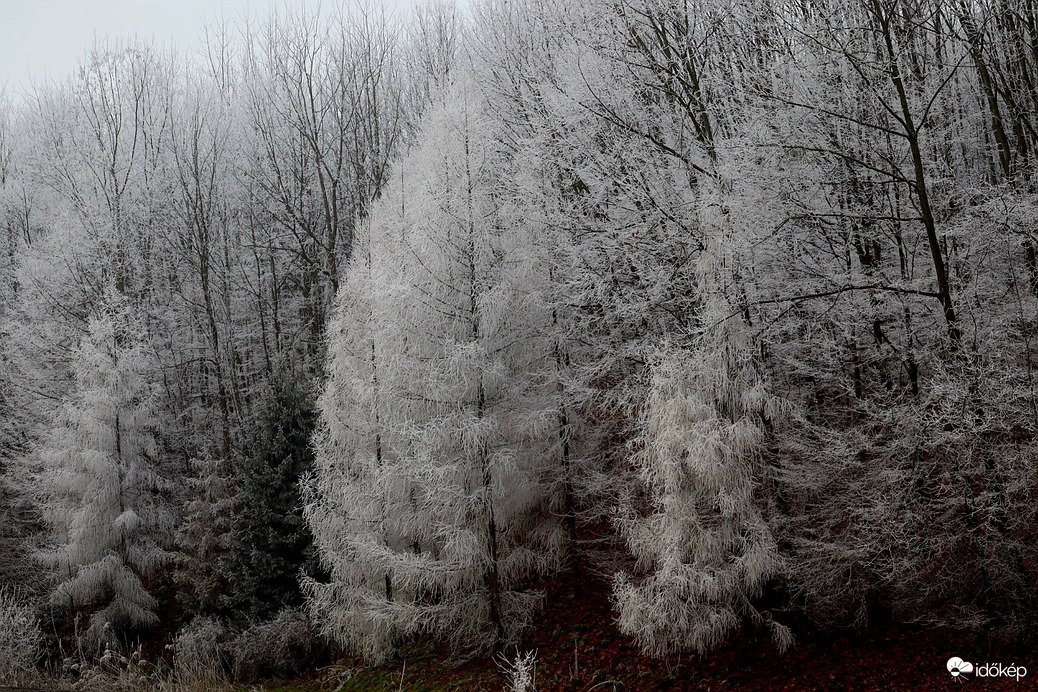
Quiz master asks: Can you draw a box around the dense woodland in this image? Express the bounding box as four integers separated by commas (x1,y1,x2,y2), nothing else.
3,0,1038,686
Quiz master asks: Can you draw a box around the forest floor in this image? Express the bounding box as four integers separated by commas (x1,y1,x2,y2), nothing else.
244,567,1034,692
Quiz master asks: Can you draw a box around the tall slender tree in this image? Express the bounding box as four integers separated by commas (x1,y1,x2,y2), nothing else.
225,369,317,624
306,83,564,660
38,290,170,647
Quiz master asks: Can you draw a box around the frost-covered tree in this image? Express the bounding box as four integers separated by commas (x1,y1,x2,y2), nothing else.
468,0,794,655
472,0,710,515
733,0,1038,637
302,210,413,662
38,292,171,647
613,334,790,655
305,83,565,660
242,4,409,361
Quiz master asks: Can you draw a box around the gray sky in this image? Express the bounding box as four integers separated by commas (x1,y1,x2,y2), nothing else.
0,0,421,98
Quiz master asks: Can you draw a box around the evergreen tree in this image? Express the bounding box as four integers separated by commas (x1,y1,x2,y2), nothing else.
173,456,235,616
305,83,565,660
39,291,171,648
302,212,412,663
225,371,317,624
613,340,790,656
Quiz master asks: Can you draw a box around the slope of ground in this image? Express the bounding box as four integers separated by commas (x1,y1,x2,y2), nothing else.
248,565,1032,692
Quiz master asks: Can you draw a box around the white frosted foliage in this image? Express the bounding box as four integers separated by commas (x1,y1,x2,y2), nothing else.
39,295,170,646
614,339,791,656
614,183,792,655
305,82,564,661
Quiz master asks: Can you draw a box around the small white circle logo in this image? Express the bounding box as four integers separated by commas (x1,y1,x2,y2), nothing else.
948,657,974,677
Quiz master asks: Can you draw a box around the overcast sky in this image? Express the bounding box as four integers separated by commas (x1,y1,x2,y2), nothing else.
0,0,422,98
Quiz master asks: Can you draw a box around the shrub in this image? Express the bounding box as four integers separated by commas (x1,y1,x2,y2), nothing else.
227,608,330,682
172,616,228,686
499,648,537,692
0,587,41,684
61,644,162,692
